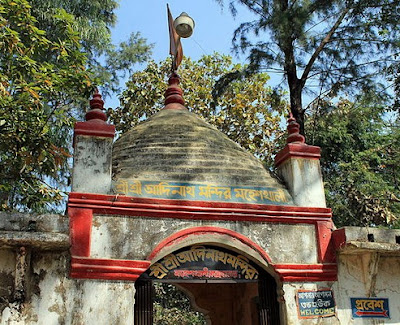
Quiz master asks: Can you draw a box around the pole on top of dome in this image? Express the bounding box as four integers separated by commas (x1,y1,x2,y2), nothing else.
165,5,195,108
167,4,195,73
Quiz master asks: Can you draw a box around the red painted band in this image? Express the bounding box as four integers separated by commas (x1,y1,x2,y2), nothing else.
68,193,333,224
69,192,331,215
70,257,151,281
274,263,337,282
280,275,337,282
69,208,93,257
71,264,149,274
70,272,140,281
74,121,115,138
316,221,336,263
275,143,321,167
273,263,337,270
332,228,347,250
72,256,151,268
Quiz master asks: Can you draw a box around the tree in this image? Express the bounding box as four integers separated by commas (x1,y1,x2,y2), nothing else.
110,54,287,168
0,0,152,212
308,94,400,227
153,283,206,325
0,0,92,211
214,0,400,136
29,0,153,95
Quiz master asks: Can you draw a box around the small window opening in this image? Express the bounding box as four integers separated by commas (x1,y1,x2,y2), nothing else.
395,236,400,245
367,234,375,242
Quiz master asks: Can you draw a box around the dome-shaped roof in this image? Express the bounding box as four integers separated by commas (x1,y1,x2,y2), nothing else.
112,107,293,206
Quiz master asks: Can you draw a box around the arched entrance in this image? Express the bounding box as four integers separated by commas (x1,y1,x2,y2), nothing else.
134,244,281,325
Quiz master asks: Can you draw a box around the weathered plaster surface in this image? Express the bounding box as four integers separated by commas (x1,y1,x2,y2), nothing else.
278,158,326,208
90,215,318,264
72,135,113,194
0,213,68,234
333,253,400,324
0,251,135,325
0,250,15,315
339,226,400,245
112,109,289,190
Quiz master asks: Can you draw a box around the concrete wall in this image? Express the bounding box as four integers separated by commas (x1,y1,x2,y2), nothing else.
90,215,318,265
278,252,400,325
334,253,400,324
0,212,135,325
2,212,400,324
0,250,136,325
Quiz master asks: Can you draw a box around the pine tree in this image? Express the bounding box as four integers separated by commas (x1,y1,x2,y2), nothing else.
215,0,400,136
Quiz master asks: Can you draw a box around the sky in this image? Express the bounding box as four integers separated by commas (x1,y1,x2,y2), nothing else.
112,0,255,62
107,0,257,107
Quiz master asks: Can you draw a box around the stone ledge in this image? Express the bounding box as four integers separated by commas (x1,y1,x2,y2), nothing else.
339,241,400,256
0,212,69,233
334,226,400,244
333,227,400,256
0,231,70,250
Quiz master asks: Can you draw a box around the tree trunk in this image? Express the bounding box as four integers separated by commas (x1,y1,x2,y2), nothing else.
289,82,305,136
277,0,305,136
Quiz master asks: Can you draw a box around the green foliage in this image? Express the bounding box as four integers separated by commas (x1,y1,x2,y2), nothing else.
0,0,92,211
110,54,287,167
308,95,400,227
215,0,400,134
30,0,118,53
0,0,152,212
30,0,153,95
153,283,206,325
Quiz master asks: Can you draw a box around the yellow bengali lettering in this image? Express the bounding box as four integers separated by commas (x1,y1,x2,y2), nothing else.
216,251,228,263
271,189,288,202
162,254,181,270
129,181,142,195
115,180,128,194
192,246,207,260
168,185,195,198
226,254,238,268
234,188,262,202
374,300,384,310
244,265,259,280
365,300,375,310
149,263,168,279
144,182,171,196
175,250,196,263
205,249,217,261
199,185,231,200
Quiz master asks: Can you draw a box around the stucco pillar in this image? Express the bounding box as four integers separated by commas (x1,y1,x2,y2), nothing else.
275,116,326,208
72,90,115,194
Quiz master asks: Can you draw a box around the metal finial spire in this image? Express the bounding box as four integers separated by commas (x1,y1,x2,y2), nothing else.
167,5,195,73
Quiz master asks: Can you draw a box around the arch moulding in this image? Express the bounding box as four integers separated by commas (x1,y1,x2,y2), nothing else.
147,226,277,280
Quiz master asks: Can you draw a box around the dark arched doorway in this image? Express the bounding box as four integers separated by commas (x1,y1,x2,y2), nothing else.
134,245,281,324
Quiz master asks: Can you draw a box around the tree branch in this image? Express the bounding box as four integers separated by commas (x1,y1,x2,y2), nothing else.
300,6,351,87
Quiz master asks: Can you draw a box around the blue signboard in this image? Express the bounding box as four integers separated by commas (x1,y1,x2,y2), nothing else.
296,290,336,318
350,298,390,318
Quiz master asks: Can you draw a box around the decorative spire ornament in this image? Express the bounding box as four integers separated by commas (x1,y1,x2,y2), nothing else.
85,88,107,122
164,72,185,106
286,113,305,144
73,88,115,139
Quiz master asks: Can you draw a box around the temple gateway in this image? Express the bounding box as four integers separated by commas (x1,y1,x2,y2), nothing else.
2,12,400,318
1,73,400,324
